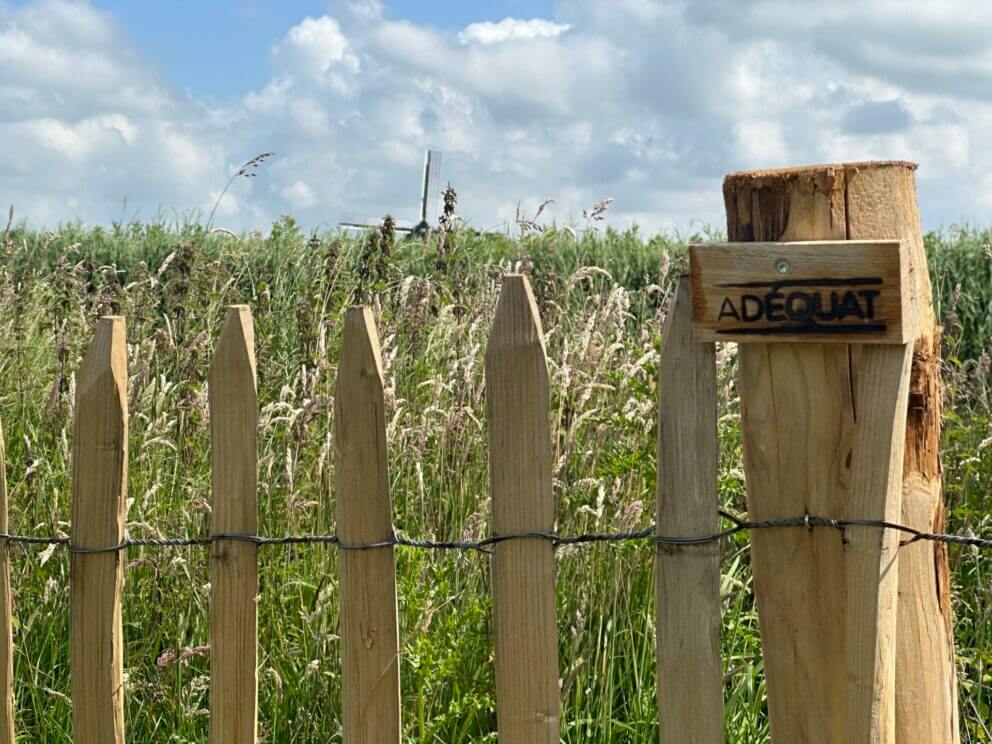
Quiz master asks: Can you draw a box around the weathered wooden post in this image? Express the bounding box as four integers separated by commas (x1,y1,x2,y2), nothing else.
335,306,401,742
690,161,955,742
71,316,128,744
656,277,722,743
0,421,14,743
486,275,559,743
210,306,259,744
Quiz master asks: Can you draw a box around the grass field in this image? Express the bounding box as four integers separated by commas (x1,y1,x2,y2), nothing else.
0,215,990,741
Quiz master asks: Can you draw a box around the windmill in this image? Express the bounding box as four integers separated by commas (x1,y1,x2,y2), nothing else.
338,149,443,237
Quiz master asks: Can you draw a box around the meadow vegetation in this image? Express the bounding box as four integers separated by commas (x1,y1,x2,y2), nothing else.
0,212,990,741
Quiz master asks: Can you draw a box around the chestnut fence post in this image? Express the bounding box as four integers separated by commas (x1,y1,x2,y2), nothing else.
715,161,956,743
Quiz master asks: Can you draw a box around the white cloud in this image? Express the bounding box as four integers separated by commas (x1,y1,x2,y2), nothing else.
458,18,572,45
735,120,789,166
0,0,989,233
272,15,359,81
280,180,317,209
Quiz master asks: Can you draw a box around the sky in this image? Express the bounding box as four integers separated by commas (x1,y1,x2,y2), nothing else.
0,0,989,234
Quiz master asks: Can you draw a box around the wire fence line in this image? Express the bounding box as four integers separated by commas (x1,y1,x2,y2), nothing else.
1,510,990,555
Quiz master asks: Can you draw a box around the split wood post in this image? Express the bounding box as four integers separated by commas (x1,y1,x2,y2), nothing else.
70,316,128,744
655,277,723,743
334,306,401,742
485,274,559,742
209,306,258,744
847,166,958,744
722,162,926,743
0,421,14,743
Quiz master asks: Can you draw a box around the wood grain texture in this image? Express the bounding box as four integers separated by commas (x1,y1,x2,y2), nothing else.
0,421,14,743
485,274,559,743
209,306,258,744
689,240,910,343
655,277,723,744
843,344,912,742
70,316,127,744
844,164,959,744
334,306,401,743
724,164,914,744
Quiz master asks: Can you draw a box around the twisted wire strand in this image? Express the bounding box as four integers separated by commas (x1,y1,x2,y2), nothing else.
0,510,989,555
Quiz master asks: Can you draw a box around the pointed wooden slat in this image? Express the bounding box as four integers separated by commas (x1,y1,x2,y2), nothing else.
485,274,559,743
335,306,400,743
656,277,723,743
209,306,259,744
0,420,14,743
70,316,128,744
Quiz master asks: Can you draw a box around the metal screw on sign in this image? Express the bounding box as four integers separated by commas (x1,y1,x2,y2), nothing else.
774,258,791,276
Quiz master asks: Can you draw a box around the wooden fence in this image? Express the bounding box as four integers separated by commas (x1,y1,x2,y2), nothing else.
0,273,726,743
0,270,926,743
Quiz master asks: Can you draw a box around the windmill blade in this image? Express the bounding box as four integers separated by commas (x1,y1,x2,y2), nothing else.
337,211,376,230
426,150,443,222
338,213,416,232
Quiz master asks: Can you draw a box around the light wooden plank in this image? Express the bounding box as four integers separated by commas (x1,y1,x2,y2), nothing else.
0,420,14,743
843,344,912,742
844,164,959,743
70,316,128,744
655,276,723,743
209,306,258,744
689,240,910,344
485,274,559,743
334,306,400,743
725,165,913,743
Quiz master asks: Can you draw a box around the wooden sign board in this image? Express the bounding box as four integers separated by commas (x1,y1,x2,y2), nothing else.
689,240,912,344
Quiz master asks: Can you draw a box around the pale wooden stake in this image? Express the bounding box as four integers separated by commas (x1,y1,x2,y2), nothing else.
209,306,258,744
845,165,959,743
0,421,14,743
724,164,915,743
485,274,559,743
656,277,723,743
70,316,127,744
335,306,400,743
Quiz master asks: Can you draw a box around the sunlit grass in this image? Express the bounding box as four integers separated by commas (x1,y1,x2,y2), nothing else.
0,217,988,741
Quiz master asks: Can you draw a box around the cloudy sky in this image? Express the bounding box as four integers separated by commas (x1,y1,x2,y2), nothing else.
0,0,989,233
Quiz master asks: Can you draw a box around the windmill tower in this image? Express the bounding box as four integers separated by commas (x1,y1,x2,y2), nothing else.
338,148,443,236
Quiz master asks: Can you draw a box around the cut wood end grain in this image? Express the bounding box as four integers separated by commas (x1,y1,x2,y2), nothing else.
725,160,917,184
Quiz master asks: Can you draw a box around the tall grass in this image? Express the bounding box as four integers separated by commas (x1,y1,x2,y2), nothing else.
0,217,988,741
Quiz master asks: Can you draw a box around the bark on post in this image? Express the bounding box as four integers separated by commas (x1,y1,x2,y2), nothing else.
723,161,957,743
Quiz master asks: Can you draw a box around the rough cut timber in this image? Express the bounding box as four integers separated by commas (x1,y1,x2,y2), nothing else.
209,306,259,744
690,240,911,344
0,421,13,744
335,306,401,743
70,316,128,744
656,277,723,743
485,274,559,743
724,161,956,743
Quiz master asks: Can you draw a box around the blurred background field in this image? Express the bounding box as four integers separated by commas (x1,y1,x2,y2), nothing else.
1,216,990,741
